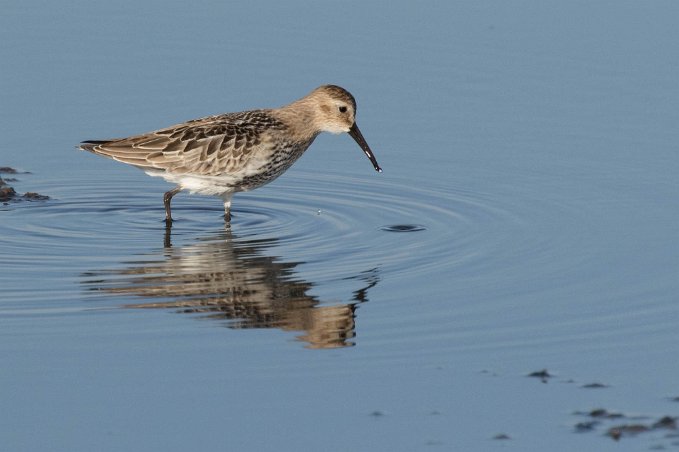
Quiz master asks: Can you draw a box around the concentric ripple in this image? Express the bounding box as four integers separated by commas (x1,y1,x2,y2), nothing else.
2,164,671,352
380,224,427,232
0,168,541,295
0,167,593,349
0,168,529,309
228,171,529,286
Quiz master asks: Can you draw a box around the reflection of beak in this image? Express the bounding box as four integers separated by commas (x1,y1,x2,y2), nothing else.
348,123,382,173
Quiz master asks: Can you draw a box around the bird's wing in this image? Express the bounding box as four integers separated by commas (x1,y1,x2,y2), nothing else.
80,110,286,176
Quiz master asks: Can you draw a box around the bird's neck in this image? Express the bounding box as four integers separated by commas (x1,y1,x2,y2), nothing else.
272,98,323,142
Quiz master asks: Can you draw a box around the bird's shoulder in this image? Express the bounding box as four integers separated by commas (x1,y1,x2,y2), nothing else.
157,109,288,141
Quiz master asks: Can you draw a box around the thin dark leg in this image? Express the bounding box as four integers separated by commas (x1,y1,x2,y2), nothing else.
222,195,232,224
163,186,182,224
163,222,172,248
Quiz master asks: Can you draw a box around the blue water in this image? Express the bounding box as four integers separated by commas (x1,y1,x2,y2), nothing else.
1,1,678,451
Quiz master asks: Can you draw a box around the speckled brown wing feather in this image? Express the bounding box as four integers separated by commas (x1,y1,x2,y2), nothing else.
80,110,287,176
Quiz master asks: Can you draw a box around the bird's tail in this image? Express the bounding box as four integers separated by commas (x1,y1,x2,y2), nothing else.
78,140,112,152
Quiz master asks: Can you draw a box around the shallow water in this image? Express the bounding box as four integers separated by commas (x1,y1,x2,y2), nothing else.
2,1,679,451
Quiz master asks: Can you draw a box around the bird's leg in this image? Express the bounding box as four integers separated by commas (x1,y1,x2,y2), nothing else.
163,222,172,248
163,186,182,224
222,194,233,224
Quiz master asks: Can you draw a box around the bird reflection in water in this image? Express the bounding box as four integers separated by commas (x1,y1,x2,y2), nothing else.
82,227,379,349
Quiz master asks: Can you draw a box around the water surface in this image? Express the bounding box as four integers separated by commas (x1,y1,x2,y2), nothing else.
1,1,678,451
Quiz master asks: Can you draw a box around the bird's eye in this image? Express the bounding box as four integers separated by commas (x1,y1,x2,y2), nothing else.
338,106,347,113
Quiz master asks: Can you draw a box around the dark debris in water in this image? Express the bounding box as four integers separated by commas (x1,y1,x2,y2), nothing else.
581,382,609,389
574,408,677,442
380,224,427,233
606,417,676,442
606,424,651,441
585,408,625,419
492,433,511,440
654,416,678,429
516,368,679,447
23,192,50,200
527,368,553,383
0,183,17,202
0,167,49,204
574,421,600,433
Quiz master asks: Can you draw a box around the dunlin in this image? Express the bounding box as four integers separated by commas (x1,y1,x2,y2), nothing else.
79,85,381,224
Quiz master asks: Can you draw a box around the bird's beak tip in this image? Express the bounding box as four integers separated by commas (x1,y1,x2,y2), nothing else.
348,123,382,174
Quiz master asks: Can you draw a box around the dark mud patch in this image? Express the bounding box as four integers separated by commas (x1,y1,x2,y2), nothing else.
527,368,554,383
583,408,625,419
574,409,677,443
0,180,17,202
22,191,50,200
523,368,678,447
526,369,611,388
606,415,677,441
581,382,609,389
492,433,511,440
0,167,49,204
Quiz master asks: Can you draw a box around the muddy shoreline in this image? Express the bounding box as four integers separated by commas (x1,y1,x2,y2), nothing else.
0,167,49,203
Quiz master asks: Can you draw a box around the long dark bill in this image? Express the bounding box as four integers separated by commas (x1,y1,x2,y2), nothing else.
348,123,382,173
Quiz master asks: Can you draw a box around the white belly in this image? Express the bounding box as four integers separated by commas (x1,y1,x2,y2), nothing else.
145,170,242,196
